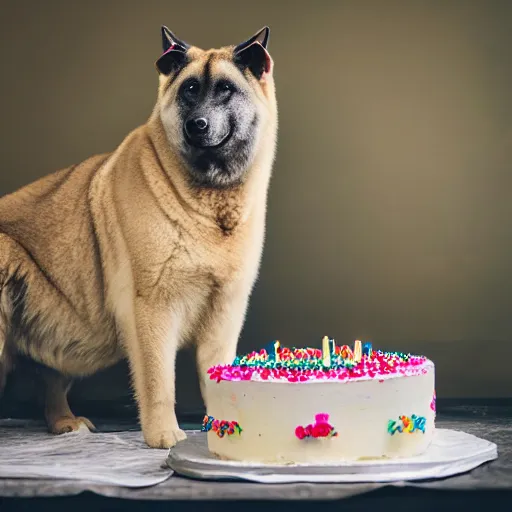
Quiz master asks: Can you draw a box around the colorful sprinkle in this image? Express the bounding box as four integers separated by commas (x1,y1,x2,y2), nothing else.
209,339,431,383
296,413,338,439
339,345,354,361
202,415,242,438
387,414,426,435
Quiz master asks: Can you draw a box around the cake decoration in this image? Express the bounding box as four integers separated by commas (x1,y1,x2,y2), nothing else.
202,415,243,438
353,340,362,363
322,336,331,367
208,337,431,384
295,413,338,440
339,344,354,362
430,391,436,413
387,414,426,435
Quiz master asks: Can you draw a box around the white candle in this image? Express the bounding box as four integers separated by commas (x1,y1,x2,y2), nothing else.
353,339,362,363
322,336,331,367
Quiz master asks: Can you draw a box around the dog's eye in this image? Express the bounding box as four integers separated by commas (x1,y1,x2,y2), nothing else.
216,81,235,96
181,80,200,102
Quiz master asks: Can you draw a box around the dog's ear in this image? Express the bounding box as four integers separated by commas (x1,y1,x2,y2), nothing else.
161,26,190,53
156,26,189,75
233,27,272,80
234,26,269,53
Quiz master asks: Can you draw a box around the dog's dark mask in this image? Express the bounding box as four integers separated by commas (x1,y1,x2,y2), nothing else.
156,27,272,189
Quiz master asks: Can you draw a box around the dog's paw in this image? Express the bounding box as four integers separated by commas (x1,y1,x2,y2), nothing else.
144,427,187,449
49,416,97,435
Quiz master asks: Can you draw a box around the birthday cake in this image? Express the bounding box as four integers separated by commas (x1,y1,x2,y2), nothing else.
202,338,436,464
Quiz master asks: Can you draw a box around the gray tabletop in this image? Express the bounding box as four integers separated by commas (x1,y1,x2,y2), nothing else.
1,404,511,501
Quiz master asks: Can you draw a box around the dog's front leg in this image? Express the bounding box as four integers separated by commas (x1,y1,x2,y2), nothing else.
121,299,186,448
195,281,251,404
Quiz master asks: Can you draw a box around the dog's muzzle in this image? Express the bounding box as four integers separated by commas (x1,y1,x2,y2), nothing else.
183,117,232,149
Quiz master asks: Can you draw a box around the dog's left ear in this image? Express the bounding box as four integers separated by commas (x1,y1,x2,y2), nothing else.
156,26,189,75
234,27,272,80
234,26,270,52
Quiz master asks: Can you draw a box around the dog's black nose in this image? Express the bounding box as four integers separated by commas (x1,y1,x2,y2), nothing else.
185,117,208,137
194,118,208,130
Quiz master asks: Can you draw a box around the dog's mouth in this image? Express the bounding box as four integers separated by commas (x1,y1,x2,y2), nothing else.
184,124,234,151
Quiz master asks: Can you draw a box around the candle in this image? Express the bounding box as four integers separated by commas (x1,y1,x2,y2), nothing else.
322,336,331,367
353,340,362,363
274,340,280,362
329,338,336,356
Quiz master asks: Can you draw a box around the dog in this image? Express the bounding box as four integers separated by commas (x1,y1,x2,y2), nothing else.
0,26,278,448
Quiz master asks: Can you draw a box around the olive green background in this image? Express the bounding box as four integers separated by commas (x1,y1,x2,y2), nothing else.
1,0,512,417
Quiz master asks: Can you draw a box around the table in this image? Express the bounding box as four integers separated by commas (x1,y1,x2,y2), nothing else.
1,402,512,510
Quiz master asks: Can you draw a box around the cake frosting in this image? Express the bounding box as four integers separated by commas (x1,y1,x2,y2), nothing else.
203,338,436,464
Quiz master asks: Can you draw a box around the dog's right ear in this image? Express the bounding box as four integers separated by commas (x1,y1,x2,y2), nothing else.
161,26,189,53
156,26,189,75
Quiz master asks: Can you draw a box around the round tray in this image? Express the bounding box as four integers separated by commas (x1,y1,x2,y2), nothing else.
166,429,497,483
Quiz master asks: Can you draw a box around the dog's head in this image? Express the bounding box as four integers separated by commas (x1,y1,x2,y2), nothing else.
155,27,276,189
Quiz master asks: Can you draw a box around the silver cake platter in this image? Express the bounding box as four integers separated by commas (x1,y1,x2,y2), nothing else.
166,429,497,483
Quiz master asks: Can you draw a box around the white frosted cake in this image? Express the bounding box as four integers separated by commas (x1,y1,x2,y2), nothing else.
203,338,436,464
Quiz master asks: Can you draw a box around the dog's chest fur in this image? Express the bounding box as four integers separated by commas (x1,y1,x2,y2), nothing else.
123,190,259,339
96,147,264,350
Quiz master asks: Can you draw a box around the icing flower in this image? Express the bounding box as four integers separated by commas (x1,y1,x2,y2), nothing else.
296,413,338,439
315,413,329,423
202,416,242,438
388,414,426,435
312,423,330,438
295,426,307,439
312,421,334,437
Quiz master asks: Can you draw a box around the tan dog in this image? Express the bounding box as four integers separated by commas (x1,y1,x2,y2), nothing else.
0,26,277,448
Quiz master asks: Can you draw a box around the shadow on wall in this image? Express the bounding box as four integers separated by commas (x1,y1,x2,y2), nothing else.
1,0,512,417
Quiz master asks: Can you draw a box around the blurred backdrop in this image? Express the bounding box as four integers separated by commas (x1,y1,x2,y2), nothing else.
1,0,512,418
